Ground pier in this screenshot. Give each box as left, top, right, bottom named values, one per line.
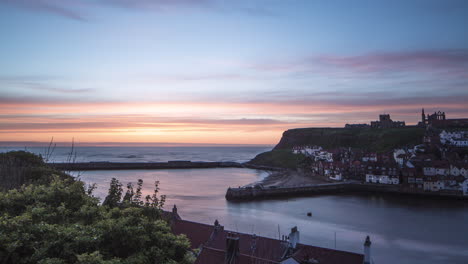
left=49, top=161, right=244, bottom=171
left=225, top=182, right=466, bottom=201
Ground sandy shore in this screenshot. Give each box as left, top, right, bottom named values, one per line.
left=245, top=171, right=328, bottom=188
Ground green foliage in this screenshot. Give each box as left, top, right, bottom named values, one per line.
left=274, top=127, right=425, bottom=153
left=0, top=151, right=72, bottom=191
left=102, top=178, right=123, bottom=208
left=249, top=127, right=425, bottom=169
left=248, top=150, right=307, bottom=169
left=103, top=178, right=166, bottom=210
left=0, top=152, right=192, bottom=264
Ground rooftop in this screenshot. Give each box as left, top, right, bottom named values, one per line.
left=171, top=217, right=365, bottom=264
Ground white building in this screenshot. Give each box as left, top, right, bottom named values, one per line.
left=366, top=174, right=378, bottom=183
left=423, top=180, right=443, bottom=192
left=292, top=146, right=334, bottom=162
left=462, top=179, right=468, bottom=196
left=329, top=173, right=342, bottom=181
left=293, top=145, right=322, bottom=155
left=435, top=167, right=449, bottom=176
left=423, top=167, right=436, bottom=176
left=362, top=153, right=377, bottom=162
left=366, top=174, right=398, bottom=184
left=393, top=149, right=405, bottom=166
left=450, top=165, right=460, bottom=176
left=461, top=168, right=468, bottom=178
left=440, top=130, right=468, bottom=147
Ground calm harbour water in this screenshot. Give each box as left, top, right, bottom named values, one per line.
left=2, top=146, right=467, bottom=263
left=79, top=168, right=468, bottom=264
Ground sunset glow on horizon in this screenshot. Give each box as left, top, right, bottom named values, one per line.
left=1, top=0, right=468, bottom=145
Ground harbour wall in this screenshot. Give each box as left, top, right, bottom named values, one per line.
left=225, top=182, right=467, bottom=201
left=49, top=161, right=244, bottom=171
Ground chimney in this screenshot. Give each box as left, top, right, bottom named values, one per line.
left=214, top=219, right=224, bottom=233
left=171, top=204, right=179, bottom=221
left=363, top=236, right=371, bottom=264
left=288, top=226, right=300, bottom=249
left=225, top=233, right=239, bottom=264
left=250, top=234, right=257, bottom=253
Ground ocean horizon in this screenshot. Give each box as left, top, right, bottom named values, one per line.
left=0, top=145, right=273, bottom=163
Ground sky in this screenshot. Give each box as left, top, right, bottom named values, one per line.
left=1, top=0, right=468, bottom=145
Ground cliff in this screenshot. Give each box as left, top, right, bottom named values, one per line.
left=274, top=127, right=424, bottom=151
left=248, top=127, right=425, bottom=168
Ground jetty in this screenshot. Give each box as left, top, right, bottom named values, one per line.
left=49, top=161, right=244, bottom=171
left=225, top=182, right=467, bottom=201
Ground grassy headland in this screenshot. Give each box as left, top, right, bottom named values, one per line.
left=248, top=127, right=425, bottom=169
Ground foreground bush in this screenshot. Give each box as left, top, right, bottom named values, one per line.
left=0, top=151, right=72, bottom=191
left=0, top=152, right=192, bottom=264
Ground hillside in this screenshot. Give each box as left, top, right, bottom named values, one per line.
left=274, top=127, right=425, bottom=151
left=248, top=127, right=425, bottom=168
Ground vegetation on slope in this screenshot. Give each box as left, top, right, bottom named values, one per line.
left=248, top=150, right=308, bottom=169
left=274, top=127, right=425, bottom=152
left=248, top=127, right=425, bottom=168
left=0, top=151, right=72, bottom=191
left=0, top=151, right=193, bottom=264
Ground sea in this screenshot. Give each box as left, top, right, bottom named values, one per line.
left=1, top=146, right=467, bottom=264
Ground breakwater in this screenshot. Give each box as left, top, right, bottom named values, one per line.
left=225, top=182, right=467, bottom=201
left=49, top=161, right=244, bottom=171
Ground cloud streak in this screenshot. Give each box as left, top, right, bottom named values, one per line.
left=0, top=0, right=86, bottom=21
left=315, top=49, right=468, bottom=74
left=0, top=0, right=275, bottom=21
left=252, top=49, right=468, bottom=78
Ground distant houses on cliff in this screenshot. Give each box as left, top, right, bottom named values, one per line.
left=293, top=109, right=468, bottom=197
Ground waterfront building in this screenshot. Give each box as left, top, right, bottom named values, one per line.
left=462, top=180, right=468, bottom=196
left=423, top=176, right=444, bottom=192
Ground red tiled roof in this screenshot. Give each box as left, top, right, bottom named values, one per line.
left=204, top=231, right=288, bottom=262
left=194, top=247, right=280, bottom=264
left=174, top=219, right=364, bottom=264
left=291, top=243, right=364, bottom=264
left=172, top=219, right=215, bottom=249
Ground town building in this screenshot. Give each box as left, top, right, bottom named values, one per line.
left=462, top=180, right=468, bottom=196
left=440, top=130, right=468, bottom=147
